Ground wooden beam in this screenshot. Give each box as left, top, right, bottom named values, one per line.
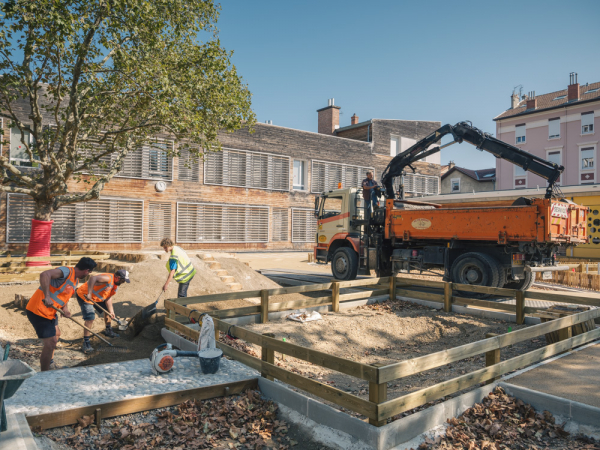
left=525, top=290, right=600, bottom=307
left=397, top=278, right=444, bottom=289
left=484, top=333, right=500, bottom=385
left=443, top=282, right=452, bottom=312
left=389, top=277, right=396, bottom=302
left=261, top=333, right=275, bottom=381
left=369, top=363, right=388, bottom=427
left=377, top=308, right=600, bottom=383
left=260, top=290, right=269, bottom=324
left=331, top=282, right=340, bottom=312
left=516, top=291, right=525, bottom=325
left=395, top=288, right=444, bottom=303
left=269, top=296, right=332, bottom=312
left=170, top=290, right=263, bottom=306
left=0, top=254, right=110, bottom=263
left=377, top=327, right=600, bottom=422
left=452, top=283, right=517, bottom=297
left=337, top=277, right=389, bottom=289
left=26, top=379, right=258, bottom=430
left=267, top=282, right=333, bottom=296
left=338, top=289, right=389, bottom=302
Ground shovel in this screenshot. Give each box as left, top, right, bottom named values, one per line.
left=92, top=301, right=129, bottom=331
left=126, top=291, right=164, bottom=328
left=49, top=305, right=113, bottom=347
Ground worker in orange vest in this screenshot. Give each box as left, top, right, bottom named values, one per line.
left=26, top=257, right=97, bottom=371
left=76, top=269, right=130, bottom=353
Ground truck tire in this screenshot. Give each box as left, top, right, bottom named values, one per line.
left=451, top=252, right=501, bottom=298
left=331, top=247, right=359, bottom=281
left=504, top=271, right=536, bottom=291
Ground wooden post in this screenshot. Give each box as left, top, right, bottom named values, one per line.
left=443, top=282, right=452, bottom=313
left=331, top=282, right=340, bottom=312
left=260, top=289, right=269, bottom=324
left=557, top=326, right=572, bottom=342
left=369, top=363, right=387, bottom=427
left=515, top=290, right=525, bottom=325
left=484, top=333, right=500, bottom=384
left=95, top=408, right=102, bottom=426
left=586, top=264, right=589, bottom=274
left=261, top=333, right=275, bottom=381
left=388, top=276, right=396, bottom=301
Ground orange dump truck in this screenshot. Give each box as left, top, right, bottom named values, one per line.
left=315, top=122, right=588, bottom=290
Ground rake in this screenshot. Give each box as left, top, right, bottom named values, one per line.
left=50, top=305, right=129, bottom=353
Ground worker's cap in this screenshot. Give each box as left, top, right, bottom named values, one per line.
left=115, top=269, right=131, bottom=283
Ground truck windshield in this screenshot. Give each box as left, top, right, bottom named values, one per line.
left=320, top=196, right=343, bottom=220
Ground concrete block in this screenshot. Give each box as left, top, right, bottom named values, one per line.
left=570, top=402, right=600, bottom=429
left=500, top=383, right=572, bottom=419
left=0, top=413, right=36, bottom=450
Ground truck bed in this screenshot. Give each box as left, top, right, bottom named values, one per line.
left=385, top=198, right=587, bottom=244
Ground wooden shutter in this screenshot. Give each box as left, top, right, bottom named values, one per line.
left=204, top=148, right=290, bottom=191
left=7, top=194, right=76, bottom=243
left=149, top=202, right=172, bottom=241
left=120, top=148, right=144, bottom=178
left=292, top=208, right=317, bottom=243
left=272, top=208, right=289, bottom=242
left=400, top=173, right=440, bottom=196
left=178, top=148, right=200, bottom=182
left=311, top=161, right=373, bottom=193
left=75, top=198, right=143, bottom=242
left=177, top=202, right=268, bottom=243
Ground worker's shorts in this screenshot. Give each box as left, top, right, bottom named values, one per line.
left=76, top=295, right=108, bottom=321
left=26, top=310, right=58, bottom=339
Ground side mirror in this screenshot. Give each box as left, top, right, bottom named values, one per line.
left=314, top=196, right=320, bottom=218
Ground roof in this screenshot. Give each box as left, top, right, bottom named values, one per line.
left=495, top=81, right=600, bottom=121
left=442, top=166, right=496, bottom=182
left=336, top=120, right=372, bottom=133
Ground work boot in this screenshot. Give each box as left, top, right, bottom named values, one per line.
left=82, top=341, right=94, bottom=354
left=48, top=361, right=61, bottom=370
left=102, top=327, right=119, bottom=338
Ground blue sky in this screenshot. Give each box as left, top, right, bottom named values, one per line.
left=216, top=0, right=600, bottom=170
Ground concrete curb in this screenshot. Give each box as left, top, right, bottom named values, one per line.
left=0, top=413, right=37, bottom=450
left=499, top=382, right=600, bottom=440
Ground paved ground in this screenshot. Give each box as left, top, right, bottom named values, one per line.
left=506, top=342, right=600, bottom=409
left=5, top=357, right=258, bottom=416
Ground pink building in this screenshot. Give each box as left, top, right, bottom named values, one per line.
left=494, top=73, right=600, bottom=190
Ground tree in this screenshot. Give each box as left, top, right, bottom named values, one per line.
left=0, top=0, right=254, bottom=252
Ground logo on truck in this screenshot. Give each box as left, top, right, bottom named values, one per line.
left=411, top=218, right=432, bottom=230
left=551, top=203, right=568, bottom=219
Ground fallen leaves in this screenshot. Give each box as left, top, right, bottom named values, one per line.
left=415, top=387, right=599, bottom=450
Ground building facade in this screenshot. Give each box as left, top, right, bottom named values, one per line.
left=494, top=73, right=600, bottom=190
left=440, top=165, right=495, bottom=194
left=1, top=100, right=441, bottom=251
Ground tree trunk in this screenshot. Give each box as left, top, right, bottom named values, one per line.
left=25, top=200, right=55, bottom=267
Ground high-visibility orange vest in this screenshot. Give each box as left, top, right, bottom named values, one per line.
left=26, top=267, right=77, bottom=320
left=77, top=273, right=117, bottom=304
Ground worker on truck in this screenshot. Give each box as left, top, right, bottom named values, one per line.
left=25, top=257, right=97, bottom=371
left=362, top=170, right=379, bottom=218
left=160, top=238, right=197, bottom=298
left=76, top=269, right=130, bottom=353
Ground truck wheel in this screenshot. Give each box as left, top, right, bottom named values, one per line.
left=451, top=252, right=501, bottom=298
left=504, top=272, right=535, bottom=291
left=331, top=247, right=359, bottom=281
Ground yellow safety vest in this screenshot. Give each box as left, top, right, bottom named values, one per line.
left=166, top=246, right=196, bottom=283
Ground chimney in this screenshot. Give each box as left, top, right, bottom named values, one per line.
left=511, top=92, right=520, bottom=109
left=449, top=161, right=455, bottom=169
left=351, top=113, right=359, bottom=125
left=317, top=98, right=341, bottom=135
left=526, top=91, right=537, bottom=110
left=568, top=72, right=580, bottom=102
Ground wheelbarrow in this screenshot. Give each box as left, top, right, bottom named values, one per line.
left=0, top=358, right=35, bottom=432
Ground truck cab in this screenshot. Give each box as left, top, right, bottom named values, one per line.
left=314, top=188, right=369, bottom=280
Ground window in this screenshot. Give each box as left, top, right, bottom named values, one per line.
left=514, top=164, right=527, bottom=189
left=311, top=160, right=373, bottom=193
left=149, top=202, right=172, bottom=241
left=320, top=196, right=343, bottom=219
left=451, top=178, right=460, bottom=192
left=10, top=127, right=39, bottom=167
left=547, top=150, right=561, bottom=184
left=552, top=95, right=567, bottom=101
left=178, top=147, right=200, bottom=182
left=390, top=136, right=399, bottom=157
left=293, top=160, right=306, bottom=190
left=176, top=202, right=269, bottom=243
left=585, top=88, right=600, bottom=94
left=548, top=118, right=560, bottom=139
left=272, top=208, right=289, bottom=242
left=204, top=148, right=289, bottom=191
left=515, top=124, right=526, bottom=144
left=148, top=142, right=170, bottom=179
left=292, top=209, right=317, bottom=243
left=582, top=112, right=594, bottom=134
left=6, top=194, right=142, bottom=243
left=514, top=165, right=527, bottom=176
left=581, top=147, right=594, bottom=170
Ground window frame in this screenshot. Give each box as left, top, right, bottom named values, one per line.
left=390, top=135, right=400, bottom=157
left=515, top=124, right=526, bottom=144
left=582, top=112, right=595, bottom=135
left=310, top=159, right=374, bottom=194
left=450, top=178, right=460, bottom=193
left=579, top=145, right=596, bottom=185
left=545, top=148, right=562, bottom=185
left=291, top=208, right=318, bottom=243
left=292, top=159, right=307, bottom=191
left=548, top=118, right=561, bottom=140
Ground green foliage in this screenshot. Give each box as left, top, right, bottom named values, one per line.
left=0, top=0, right=254, bottom=216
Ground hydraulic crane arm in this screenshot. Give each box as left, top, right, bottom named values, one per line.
left=380, top=121, right=564, bottom=200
